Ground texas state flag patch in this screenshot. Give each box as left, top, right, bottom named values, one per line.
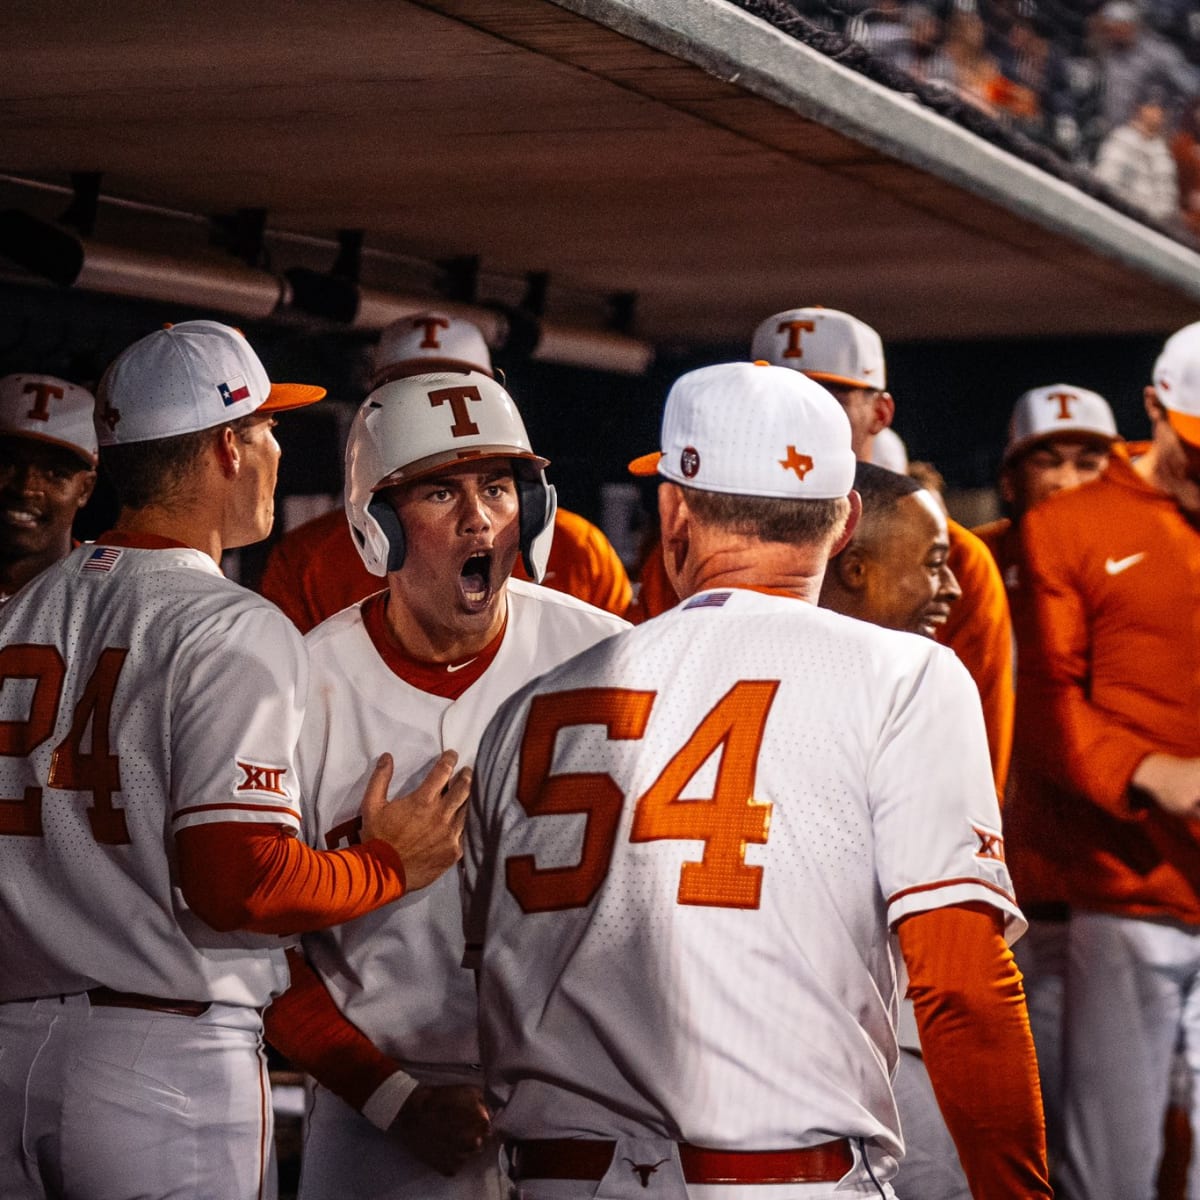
left=217, top=376, right=251, bottom=406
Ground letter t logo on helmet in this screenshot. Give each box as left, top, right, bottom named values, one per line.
left=344, top=369, right=557, bottom=580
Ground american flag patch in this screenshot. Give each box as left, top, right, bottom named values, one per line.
left=82, top=546, right=122, bottom=573
left=684, top=591, right=731, bottom=610
left=217, top=376, right=251, bottom=406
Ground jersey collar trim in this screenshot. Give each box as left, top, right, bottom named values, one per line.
left=361, top=591, right=507, bottom=699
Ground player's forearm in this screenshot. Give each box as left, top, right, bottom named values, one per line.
left=1014, top=676, right=1158, bottom=815
left=265, top=947, right=415, bottom=1118
left=176, top=822, right=406, bottom=935
left=899, top=904, right=1052, bottom=1200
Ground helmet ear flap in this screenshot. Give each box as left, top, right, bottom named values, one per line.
left=367, top=493, right=407, bottom=572
left=516, top=469, right=557, bottom=582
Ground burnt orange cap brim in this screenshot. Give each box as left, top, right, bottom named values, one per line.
left=1167, top=408, right=1200, bottom=448
left=804, top=370, right=879, bottom=391
left=628, top=451, right=662, bottom=476
left=261, top=383, right=327, bottom=412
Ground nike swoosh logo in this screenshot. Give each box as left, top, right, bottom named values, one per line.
left=1105, top=552, right=1146, bottom=576
left=445, top=658, right=478, bottom=674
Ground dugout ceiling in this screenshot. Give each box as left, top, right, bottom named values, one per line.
left=2, top=0, right=1199, bottom=356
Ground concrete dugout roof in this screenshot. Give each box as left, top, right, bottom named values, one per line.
left=1, top=0, right=1198, bottom=351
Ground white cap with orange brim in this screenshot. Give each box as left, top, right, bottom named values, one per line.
left=629, top=361, right=856, bottom=500
left=0, top=373, right=98, bottom=467
left=372, top=313, right=493, bottom=388
left=96, top=320, right=324, bottom=446
left=1154, top=322, right=1200, bottom=448
left=1003, top=383, right=1119, bottom=465
left=749, top=307, right=886, bottom=391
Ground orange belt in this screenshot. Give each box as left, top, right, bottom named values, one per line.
left=86, top=987, right=210, bottom=1018
left=509, top=1138, right=854, bottom=1184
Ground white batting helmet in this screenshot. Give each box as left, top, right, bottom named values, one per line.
left=345, top=369, right=557, bottom=580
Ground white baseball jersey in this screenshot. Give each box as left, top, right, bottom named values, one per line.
left=0, top=540, right=306, bottom=1006
left=297, top=578, right=627, bottom=1077
left=464, top=587, right=1023, bottom=1183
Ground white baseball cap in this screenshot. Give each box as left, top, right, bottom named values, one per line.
left=372, top=312, right=493, bottom=387
left=750, top=307, right=887, bottom=391
left=629, top=361, right=856, bottom=500
left=1153, top=322, right=1200, bottom=447
left=0, top=373, right=97, bottom=467
left=96, top=320, right=325, bottom=447
left=872, top=426, right=910, bottom=472
left=1003, top=383, right=1119, bottom=465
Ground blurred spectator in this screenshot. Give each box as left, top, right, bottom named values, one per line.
left=904, top=4, right=956, bottom=86
left=1170, top=93, right=1200, bottom=235
left=856, top=0, right=914, bottom=63
left=995, top=20, right=1054, bottom=133
left=1080, top=2, right=1198, bottom=154
left=1093, top=91, right=1180, bottom=223
left=938, top=9, right=1006, bottom=114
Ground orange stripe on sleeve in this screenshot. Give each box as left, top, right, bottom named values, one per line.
left=175, top=822, right=405, bottom=935
left=264, top=947, right=402, bottom=1113
left=897, top=903, right=1052, bottom=1199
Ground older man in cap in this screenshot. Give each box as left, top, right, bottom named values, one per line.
left=465, top=361, right=1049, bottom=1200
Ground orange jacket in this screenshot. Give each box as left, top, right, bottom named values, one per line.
left=626, top=536, right=677, bottom=625
left=260, top=507, right=632, bottom=633
left=973, top=514, right=1067, bottom=911
left=936, top=520, right=1014, bottom=797
left=631, top=522, right=1014, bottom=796
left=973, top=517, right=1018, bottom=595
left=1015, top=446, right=1200, bottom=922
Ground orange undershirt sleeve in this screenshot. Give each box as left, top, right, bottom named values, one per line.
left=897, top=903, right=1051, bottom=1200
left=264, top=947, right=402, bottom=1113
left=176, top=822, right=405, bottom=936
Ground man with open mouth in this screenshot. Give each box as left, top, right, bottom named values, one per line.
left=0, top=372, right=97, bottom=602
left=264, top=367, right=629, bottom=1200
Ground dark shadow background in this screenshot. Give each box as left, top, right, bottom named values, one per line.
left=0, top=278, right=1165, bottom=556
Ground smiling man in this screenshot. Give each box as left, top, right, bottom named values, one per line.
left=0, top=373, right=97, bottom=601
left=264, top=369, right=628, bottom=1200
left=818, top=460, right=960, bottom=637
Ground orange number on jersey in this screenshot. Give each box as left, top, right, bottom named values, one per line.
left=0, top=644, right=130, bottom=844
left=49, top=648, right=131, bottom=845
left=629, top=681, right=777, bottom=908
left=0, top=644, right=67, bottom=835
left=506, top=688, right=655, bottom=913
left=505, top=681, right=778, bottom=912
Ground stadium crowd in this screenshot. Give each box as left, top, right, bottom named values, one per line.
left=773, top=0, right=1200, bottom=233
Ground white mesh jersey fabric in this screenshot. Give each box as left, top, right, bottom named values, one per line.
left=0, top=542, right=307, bottom=1006
left=297, top=579, right=628, bottom=1076
left=464, top=588, right=1022, bottom=1182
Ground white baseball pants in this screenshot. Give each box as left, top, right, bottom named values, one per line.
left=0, top=992, right=274, bottom=1200
left=1059, top=911, right=1200, bottom=1200
left=297, top=1083, right=507, bottom=1200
